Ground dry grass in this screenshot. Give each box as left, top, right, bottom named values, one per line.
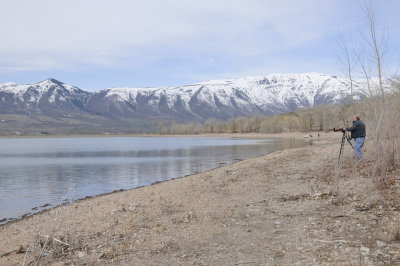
left=22, top=186, right=82, bottom=265
left=318, top=90, right=400, bottom=243
left=363, top=96, right=400, bottom=199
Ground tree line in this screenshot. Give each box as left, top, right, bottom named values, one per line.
left=156, top=99, right=383, bottom=135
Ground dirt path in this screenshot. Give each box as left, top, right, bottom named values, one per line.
left=1, top=136, right=399, bottom=265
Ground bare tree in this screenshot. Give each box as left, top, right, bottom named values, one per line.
left=360, top=0, right=388, bottom=97
left=254, top=116, right=262, bottom=133
left=336, top=31, right=358, bottom=102
left=357, top=44, right=373, bottom=96
left=205, top=118, right=216, bottom=133
left=287, top=115, right=298, bottom=132
left=228, top=117, right=238, bottom=133
left=157, top=122, right=164, bottom=134
left=298, top=109, right=314, bottom=132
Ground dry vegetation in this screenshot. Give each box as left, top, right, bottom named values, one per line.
left=156, top=97, right=390, bottom=135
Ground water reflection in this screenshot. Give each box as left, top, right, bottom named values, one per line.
left=0, top=137, right=305, bottom=222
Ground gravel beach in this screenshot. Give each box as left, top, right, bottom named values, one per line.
left=1, top=133, right=399, bottom=265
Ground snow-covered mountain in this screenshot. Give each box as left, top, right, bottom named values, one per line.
left=86, top=73, right=387, bottom=120
left=0, top=73, right=391, bottom=121
left=0, top=78, right=89, bottom=115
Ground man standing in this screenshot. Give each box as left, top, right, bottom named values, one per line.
left=343, top=116, right=366, bottom=160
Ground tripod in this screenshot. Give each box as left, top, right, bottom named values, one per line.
left=338, top=131, right=354, bottom=163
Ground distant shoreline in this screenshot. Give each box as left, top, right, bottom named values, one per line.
left=0, top=131, right=326, bottom=139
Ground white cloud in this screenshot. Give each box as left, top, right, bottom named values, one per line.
left=0, top=1, right=344, bottom=65
left=0, top=0, right=398, bottom=85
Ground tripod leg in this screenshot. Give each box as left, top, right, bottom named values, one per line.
left=345, top=134, right=354, bottom=149
left=338, top=134, right=345, bottom=163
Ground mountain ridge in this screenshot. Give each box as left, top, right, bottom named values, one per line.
left=0, top=73, right=393, bottom=125
left=84, top=72, right=390, bottom=120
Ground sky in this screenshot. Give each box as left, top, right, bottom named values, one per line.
left=0, top=0, right=399, bottom=91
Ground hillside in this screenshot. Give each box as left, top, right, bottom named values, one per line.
left=0, top=73, right=391, bottom=134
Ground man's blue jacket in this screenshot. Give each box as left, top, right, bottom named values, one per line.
left=346, top=120, right=366, bottom=139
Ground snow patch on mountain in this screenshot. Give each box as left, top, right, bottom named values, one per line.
left=97, top=72, right=377, bottom=118
left=0, top=78, right=90, bottom=115
left=0, top=73, right=393, bottom=120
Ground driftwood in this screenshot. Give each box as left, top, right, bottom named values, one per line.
left=1, top=245, right=26, bottom=257
left=39, top=235, right=71, bottom=247
left=317, top=239, right=347, bottom=244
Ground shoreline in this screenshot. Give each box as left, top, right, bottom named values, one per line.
left=4, top=133, right=396, bottom=264
left=0, top=131, right=324, bottom=139
left=0, top=133, right=313, bottom=226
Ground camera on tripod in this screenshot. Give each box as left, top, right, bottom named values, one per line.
left=333, top=127, right=354, bottom=163
left=333, top=128, right=345, bottom=133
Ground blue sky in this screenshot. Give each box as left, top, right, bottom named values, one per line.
left=0, top=0, right=399, bottom=91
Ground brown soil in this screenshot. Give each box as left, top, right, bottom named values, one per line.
left=1, top=134, right=400, bottom=265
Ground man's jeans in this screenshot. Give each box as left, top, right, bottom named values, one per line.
left=355, top=137, right=365, bottom=160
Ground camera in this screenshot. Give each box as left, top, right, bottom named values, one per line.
left=333, top=128, right=345, bottom=133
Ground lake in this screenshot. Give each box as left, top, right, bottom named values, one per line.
left=0, top=136, right=305, bottom=223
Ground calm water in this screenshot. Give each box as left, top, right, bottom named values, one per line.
left=0, top=136, right=305, bottom=223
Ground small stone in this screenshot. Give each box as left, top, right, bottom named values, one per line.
left=77, top=251, right=86, bottom=258
left=360, top=246, right=370, bottom=255
left=376, top=240, right=385, bottom=247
